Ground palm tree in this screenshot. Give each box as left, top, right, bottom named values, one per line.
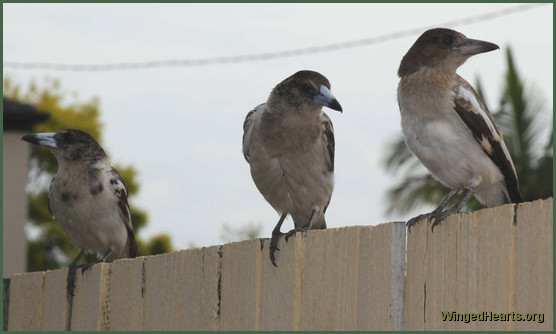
left=383, top=48, right=553, bottom=216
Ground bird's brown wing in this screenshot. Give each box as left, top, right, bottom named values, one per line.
left=108, top=167, right=138, bottom=257
left=242, top=104, right=264, bottom=163
left=48, top=177, right=55, bottom=218
left=321, top=112, right=335, bottom=173
left=452, top=76, right=522, bottom=203
left=321, top=112, right=335, bottom=214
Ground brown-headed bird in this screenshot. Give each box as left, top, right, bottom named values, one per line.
left=22, top=129, right=138, bottom=295
left=397, top=28, right=523, bottom=230
left=242, top=70, right=342, bottom=266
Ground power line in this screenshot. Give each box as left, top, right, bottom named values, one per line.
left=3, top=3, right=546, bottom=72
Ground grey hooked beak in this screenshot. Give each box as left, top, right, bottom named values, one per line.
left=21, top=132, right=58, bottom=149
left=459, top=38, right=499, bottom=56
left=313, top=85, right=343, bottom=112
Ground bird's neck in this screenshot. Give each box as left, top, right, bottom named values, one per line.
left=55, top=156, right=110, bottom=182
left=259, top=102, right=322, bottom=156
left=399, top=66, right=458, bottom=95
left=263, top=99, right=321, bottom=128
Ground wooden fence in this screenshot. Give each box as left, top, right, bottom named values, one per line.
left=3, top=198, right=552, bottom=331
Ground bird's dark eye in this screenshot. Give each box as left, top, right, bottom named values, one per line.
left=56, top=132, right=69, bottom=142
left=301, top=82, right=313, bottom=93
left=443, top=36, right=454, bottom=46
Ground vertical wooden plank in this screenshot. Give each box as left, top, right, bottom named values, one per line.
left=41, top=268, right=68, bottom=330
left=390, top=221, right=407, bottom=330
left=143, top=251, right=186, bottom=330
left=423, top=214, right=459, bottom=331
left=299, top=226, right=360, bottom=330
left=219, top=239, right=262, bottom=330
left=182, top=246, right=221, bottom=330
left=8, top=271, right=44, bottom=330
left=70, top=263, right=111, bottom=330
left=109, top=257, right=145, bottom=330
left=202, top=246, right=222, bottom=330
left=178, top=249, right=203, bottom=330
left=475, top=204, right=516, bottom=331
left=515, top=199, right=553, bottom=331
left=404, top=217, right=427, bottom=330
left=298, top=229, right=328, bottom=330
left=453, top=209, right=480, bottom=331
left=259, top=234, right=303, bottom=330
left=356, top=224, right=392, bottom=330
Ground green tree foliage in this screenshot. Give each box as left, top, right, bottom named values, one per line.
left=139, top=234, right=174, bottom=256
left=382, top=48, right=553, bottom=216
left=4, top=77, right=174, bottom=271
left=495, top=49, right=553, bottom=201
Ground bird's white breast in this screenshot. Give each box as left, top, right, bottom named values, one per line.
left=397, top=74, right=504, bottom=197
left=50, top=162, right=128, bottom=258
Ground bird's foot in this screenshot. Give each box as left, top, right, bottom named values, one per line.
left=270, top=230, right=286, bottom=267
left=66, top=249, right=87, bottom=297
left=407, top=213, right=433, bottom=232
left=66, top=262, right=96, bottom=297
left=407, top=208, right=457, bottom=232
left=78, top=262, right=95, bottom=275
left=430, top=207, right=460, bottom=231
left=77, top=248, right=113, bottom=274
left=284, top=226, right=309, bottom=242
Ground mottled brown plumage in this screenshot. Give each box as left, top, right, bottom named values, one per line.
left=243, top=70, right=342, bottom=265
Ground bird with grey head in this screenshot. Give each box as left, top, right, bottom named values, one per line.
left=22, top=129, right=138, bottom=297
left=397, top=28, right=523, bottom=231
left=242, top=70, right=342, bottom=266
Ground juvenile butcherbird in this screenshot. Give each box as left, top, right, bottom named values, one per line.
left=397, top=28, right=523, bottom=230
left=22, top=129, right=138, bottom=295
left=242, top=70, right=342, bottom=266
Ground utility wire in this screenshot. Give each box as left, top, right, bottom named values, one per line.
left=3, top=3, right=546, bottom=72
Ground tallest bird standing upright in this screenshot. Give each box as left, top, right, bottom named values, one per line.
left=243, top=70, right=342, bottom=266
left=397, top=28, right=523, bottom=229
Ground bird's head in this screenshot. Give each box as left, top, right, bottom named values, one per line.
left=272, top=70, right=343, bottom=113
left=22, top=129, right=106, bottom=162
left=398, top=28, right=499, bottom=77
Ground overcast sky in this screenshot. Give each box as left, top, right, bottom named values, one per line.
left=3, top=3, right=553, bottom=250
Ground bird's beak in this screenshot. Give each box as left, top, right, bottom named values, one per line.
left=313, top=85, right=343, bottom=112
left=21, top=133, right=58, bottom=149
left=459, top=38, right=499, bottom=56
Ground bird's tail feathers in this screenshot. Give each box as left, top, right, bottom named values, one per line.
left=127, top=231, right=139, bottom=258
